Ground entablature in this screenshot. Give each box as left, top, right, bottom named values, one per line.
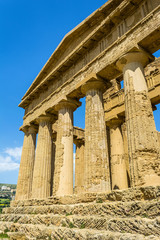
left=104, top=57, right=160, bottom=123
left=19, top=0, right=160, bottom=128
left=20, top=0, right=159, bottom=109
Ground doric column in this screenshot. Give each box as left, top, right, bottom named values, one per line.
left=74, top=139, right=85, bottom=194
left=121, top=122, right=131, bottom=187
left=51, top=131, right=57, bottom=196
left=82, top=76, right=111, bottom=192
left=117, top=52, right=160, bottom=187
left=53, top=100, right=80, bottom=196
left=158, top=132, right=160, bottom=148
left=16, top=125, right=37, bottom=200
left=107, top=118, right=128, bottom=190
left=32, top=115, right=53, bottom=199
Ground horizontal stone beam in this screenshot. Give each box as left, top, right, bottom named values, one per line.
left=20, top=3, right=160, bottom=127
left=104, top=58, right=160, bottom=122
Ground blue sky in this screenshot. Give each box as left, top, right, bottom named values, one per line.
left=0, top=0, right=159, bottom=184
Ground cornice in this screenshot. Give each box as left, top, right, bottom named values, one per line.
left=19, top=0, right=131, bottom=108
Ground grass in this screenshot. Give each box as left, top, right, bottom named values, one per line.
left=80, top=223, right=86, bottom=229
left=69, top=222, right=75, bottom=228
left=0, top=230, right=10, bottom=238
left=48, top=235, right=52, bottom=240
left=13, top=219, right=18, bottom=223
left=0, top=199, right=10, bottom=203
left=66, top=212, right=72, bottom=216
left=0, top=233, right=9, bottom=238
left=0, top=199, right=10, bottom=214
left=96, top=198, right=103, bottom=203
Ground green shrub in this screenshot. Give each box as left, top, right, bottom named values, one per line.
left=69, top=222, right=75, bottom=228
left=80, top=223, right=85, bottom=229
left=0, top=233, right=9, bottom=238
left=96, top=198, right=103, bottom=203
left=4, top=228, right=9, bottom=233
left=66, top=212, right=72, bottom=216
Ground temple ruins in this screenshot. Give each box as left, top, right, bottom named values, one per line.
left=0, top=0, right=160, bottom=239
left=15, top=0, right=160, bottom=200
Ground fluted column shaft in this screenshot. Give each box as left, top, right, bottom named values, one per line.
left=108, top=120, right=128, bottom=190
left=51, top=133, right=56, bottom=196
left=82, top=79, right=111, bottom=192
left=32, top=116, right=53, bottom=199
left=53, top=101, right=77, bottom=196
left=16, top=126, right=36, bottom=200
left=117, top=52, right=160, bottom=187
left=121, top=122, right=131, bottom=187
left=74, top=140, right=85, bottom=194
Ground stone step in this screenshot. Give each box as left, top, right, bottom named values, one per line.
left=0, top=214, right=160, bottom=236
left=10, top=186, right=160, bottom=207
left=8, top=232, right=26, bottom=240
left=3, top=200, right=160, bottom=218
left=0, top=222, right=159, bottom=240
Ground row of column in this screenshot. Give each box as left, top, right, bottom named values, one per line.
left=16, top=51, right=160, bottom=200
left=117, top=52, right=160, bottom=187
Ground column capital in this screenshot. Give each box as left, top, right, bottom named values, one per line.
left=55, top=98, right=81, bottom=112
left=28, top=125, right=38, bottom=134
left=36, top=114, right=56, bottom=124
left=20, top=124, right=38, bottom=134
left=116, top=51, right=152, bottom=71
left=20, top=126, right=29, bottom=134
left=81, top=73, right=108, bottom=94
left=106, top=116, right=124, bottom=129
left=73, top=137, right=85, bottom=146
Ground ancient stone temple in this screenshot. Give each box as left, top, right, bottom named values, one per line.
left=0, top=0, right=160, bottom=239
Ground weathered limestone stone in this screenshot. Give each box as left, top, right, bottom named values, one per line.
left=10, top=185, right=160, bottom=207
left=121, top=122, right=131, bottom=187
left=2, top=1, right=160, bottom=238
left=51, top=131, right=56, bottom=195
left=15, top=126, right=37, bottom=201
left=158, top=132, right=160, bottom=149
left=32, top=115, right=53, bottom=199
left=74, top=139, right=85, bottom=194
left=82, top=76, right=110, bottom=192
left=1, top=186, right=160, bottom=239
left=53, top=100, right=80, bottom=196
left=107, top=118, right=128, bottom=190
left=8, top=232, right=26, bottom=240
left=117, top=51, right=160, bottom=187
left=104, top=58, right=160, bottom=124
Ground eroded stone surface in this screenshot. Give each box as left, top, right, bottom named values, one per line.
left=10, top=0, right=160, bottom=239
left=53, top=101, right=79, bottom=196
left=12, top=186, right=160, bottom=207
left=0, top=222, right=160, bottom=240
left=117, top=52, right=160, bottom=187
left=31, top=116, right=53, bottom=199
left=16, top=126, right=37, bottom=201
left=82, top=79, right=110, bottom=192
left=1, top=186, right=160, bottom=239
